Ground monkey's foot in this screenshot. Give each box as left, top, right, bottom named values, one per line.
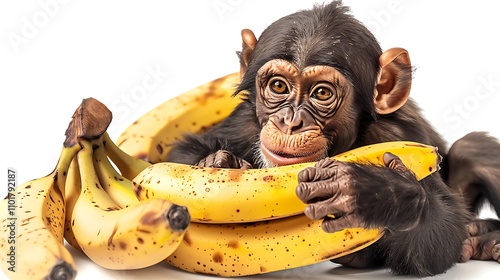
left=460, top=230, right=500, bottom=263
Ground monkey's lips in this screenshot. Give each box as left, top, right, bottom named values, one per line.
left=260, top=143, right=324, bottom=166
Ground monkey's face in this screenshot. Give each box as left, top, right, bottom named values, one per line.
left=254, top=59, right=359, bottom=167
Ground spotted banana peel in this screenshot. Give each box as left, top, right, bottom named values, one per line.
left=69, top=138, right=190, bottom=270
left=133, top=141, right=440, bottom=223
left=117, top=72, right=243, bottom=164
left=0, top=97, right=113, bottom=280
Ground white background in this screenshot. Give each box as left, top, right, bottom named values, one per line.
left=1, top=0, right=500, bottom=279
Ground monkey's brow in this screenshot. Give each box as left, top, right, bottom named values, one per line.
left=332, top=76, right=343, bottom=86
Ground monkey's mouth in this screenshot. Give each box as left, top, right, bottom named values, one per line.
left=260, top=143, right=325, bottom=166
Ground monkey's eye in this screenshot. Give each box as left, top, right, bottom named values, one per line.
left=269, top=78, right=289, bottom=94
left=311, top=86, right=334, bottom=101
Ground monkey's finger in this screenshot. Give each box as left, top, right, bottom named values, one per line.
left=321, top=213, right=362, bottom=233
left=197, top=150, right=252, bottom=169
left=383, top=152, right=414, bottom=178
left=213, top=150, right=253, bottom=169
left=296, top=180, right=340, bottom=204
left=461, top=237, right=488, bottom=262
left=237, top=157, right=253, bottom=170
left=460, top=237, right=475, bottom=262
left=197, top=155, right=211, bottom=167
left=213, top=150, right=238, bottom=168
left=315, top=157, right=341, bottom=168
left=466, top=222, right=481, bottom=238
left=383, top=152, right=406, bottom=171
left=298, top=162, right=340, bottom=183
left=197, top=152, right=223, bottom=168
left=303, top=195, right=355, bottom=220
left=303, top=199, right=339, bottom=220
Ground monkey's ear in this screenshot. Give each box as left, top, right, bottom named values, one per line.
left=374, top=48, right=412, bottom=115
left=239, top=29, right=257, bottom=79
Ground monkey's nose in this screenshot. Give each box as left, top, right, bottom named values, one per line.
left=274, top=107, right=314, bottom=135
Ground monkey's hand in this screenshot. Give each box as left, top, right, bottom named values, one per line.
left=196, top=150, right=253, bottom=169
left=295, top=152, right=425, bottom=233
left=460, top=219, right=500, bottom=262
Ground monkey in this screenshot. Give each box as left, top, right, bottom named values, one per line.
left=166, top=1, right=500, bottom=276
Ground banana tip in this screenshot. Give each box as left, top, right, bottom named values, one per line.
left=167, top=205, right=191, bottom=231
left=49, top=260, right=77, bottom=280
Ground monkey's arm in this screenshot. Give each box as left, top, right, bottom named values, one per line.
left=296, top=156, right=469, bottom=276
left=166, top=100, right=260, bottom=166
left=373, top=175, right=468, bottom=275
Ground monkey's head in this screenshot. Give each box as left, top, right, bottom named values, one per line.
left=236, top=1, right=412, bottom=167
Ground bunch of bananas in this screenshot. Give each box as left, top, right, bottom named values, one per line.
left=0, top=98, right=190, bottom=280
left=0, top=72, right=441, bottom=279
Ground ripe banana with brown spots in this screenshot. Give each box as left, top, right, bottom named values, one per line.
left=0, top=97, right=112, bottom=280
left=64, top=156, right=82, bottom=251
left=103, top=132, right=151, bottom=181
left=117, top=72, right=243, bottom=163
left=166, top=215, right=383, bottom=277
left=133, top=141, right=440, bottom=223
left=69, top=136, right=191, bottom=269
left=0, top=144, right=79, bottom=280
left=94, top=134, right=141, bottom=208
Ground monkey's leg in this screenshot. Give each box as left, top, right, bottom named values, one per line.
left=445, top=132, right=500, bottom=215
left=446, top=132, right=500, bottom=263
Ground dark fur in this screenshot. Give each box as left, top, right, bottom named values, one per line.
left=167, top=1, right=500, bottom=276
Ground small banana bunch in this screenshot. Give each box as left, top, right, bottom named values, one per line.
left=65, top=133, right=190, bottom=270
left=0, top=98, right=190, bottom=280
left=117, top=72, right=442, bottom=276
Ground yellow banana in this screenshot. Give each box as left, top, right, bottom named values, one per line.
left=64, top=157, right=82, bottom=251
left=117, top=72, right=242, bottom=163
left=70, top=139, right=191, bottom=270
left=103, top=132, right=151, bottom=181
left=166, top=215, right=383, bottom=277
left=0, top=97, right=115, bottom=279
left=0, top=144, right=79, bottom=280
left=93, top=136, right=139, bottom=208
left=133, top=141, right=440, bottom=223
